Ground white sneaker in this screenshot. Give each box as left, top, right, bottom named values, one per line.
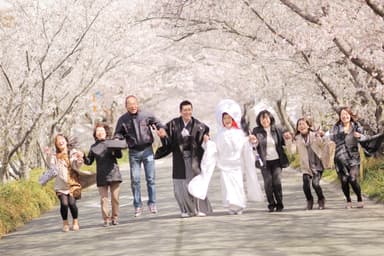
left=180, top=212, right=191, bottom=218
left=196, top=212, right=206, bottom=217
left=228, top=209, right=236, bottom=215
left=134, top=207, right=142, bottom=217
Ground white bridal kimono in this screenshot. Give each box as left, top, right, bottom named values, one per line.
left=188, top=99, right=263, bottom=209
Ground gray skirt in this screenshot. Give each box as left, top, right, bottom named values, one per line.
left=173, top=151, right=212, bottom=215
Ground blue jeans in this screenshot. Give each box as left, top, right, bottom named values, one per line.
left=129, top=146, right=156, bottom=208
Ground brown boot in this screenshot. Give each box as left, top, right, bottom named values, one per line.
left=306, top=199, right=313, bottom=210
left=318, top=199, right=325, bottom=210
left=62, top=220, right=70, bottom=232
left=72, top=219, right=80, bottom=231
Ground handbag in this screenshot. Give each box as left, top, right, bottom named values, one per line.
left=39, top=167, right=58, bottom=185
left=105, top=139, right=128, bottom=149
left=70, top=183, right=82, bottom=199
left=68, top=168, right=82, bottom=200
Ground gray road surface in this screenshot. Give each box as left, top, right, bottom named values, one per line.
left=0, top=157, right=383, bottom=256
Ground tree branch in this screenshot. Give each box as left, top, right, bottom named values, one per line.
left=333, top=37, right=384, bottom=85
left=279, top=0, right=321, bottom=25
left=44, top=6, right=105, bottom=82
left=0, top=64, right=14, bottom=93
left=7, top=113, right=43, bottom=162
left=242, top=0, right=340, bottom=106
left=365, top=0, right=384, bottom=18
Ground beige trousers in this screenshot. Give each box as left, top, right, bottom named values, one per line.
left=98, top=182, right=121, bottom=221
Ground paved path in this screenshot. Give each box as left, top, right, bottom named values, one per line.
left=1, top=157, right=384, bottom=256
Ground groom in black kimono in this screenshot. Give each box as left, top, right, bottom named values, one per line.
left=155, top=100, right=212, bottom=217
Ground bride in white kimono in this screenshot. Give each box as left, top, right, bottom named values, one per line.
left=188, top=99, right=264, bottom=214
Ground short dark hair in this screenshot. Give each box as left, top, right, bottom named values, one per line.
left=93, top=122, right=112, bottom=140
left=125, top=95, right=137, bottom=106
left=256, top=110, right=275, bottom=127
left=179, top=100, right=193, bottom=111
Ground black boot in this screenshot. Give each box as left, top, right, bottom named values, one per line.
left=306, top=199, right=313, bottom=210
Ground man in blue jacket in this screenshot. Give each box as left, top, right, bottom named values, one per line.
left=114, top=95, right=166, bottom=217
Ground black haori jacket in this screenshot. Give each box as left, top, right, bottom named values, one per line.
left=155, top=117, right=209, bottom=179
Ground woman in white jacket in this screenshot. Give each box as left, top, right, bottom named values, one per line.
left=189, top=99, right=263, bottom=215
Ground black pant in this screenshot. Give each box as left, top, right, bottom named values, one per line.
left=337, top=165, right=362, bottom=202
left=303, top=173, right=325, bottom=201
left=58, top=193, right=78, bottom=220
left=261, top=160, right=283, bottom=210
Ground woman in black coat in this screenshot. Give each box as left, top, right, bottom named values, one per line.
left=250, top=110, right=289, bottom=212
left=84, top=123, right=122, bottom=226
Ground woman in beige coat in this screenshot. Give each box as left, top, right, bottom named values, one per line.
left=284, top=118, right=331, bottom=210
left=40, top=134, right=84, bottom=232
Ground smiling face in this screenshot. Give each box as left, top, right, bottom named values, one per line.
left=222, top=113, right=233, bottom=129
left=297, top=119, right=310, bottom=135
left=180, top=104, right=193, bottom=123
left=126, top=96, right=138, bottom=114
left=260, top=114, right=271, bottom=128
left=55, top=135, right=68, bottom=153
left=95, top=126, right=107, bottom=140
left=340, top=109, right=351, bottom=125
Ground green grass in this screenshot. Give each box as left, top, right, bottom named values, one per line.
left=0, top=168, right=57, bottom=238
left=360, top=157, right=384, bottom=202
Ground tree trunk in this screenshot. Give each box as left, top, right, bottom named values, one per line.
left=276, top=99, right=294, bottom=133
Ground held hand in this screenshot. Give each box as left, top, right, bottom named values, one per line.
left=44, top=146, right=51, bottom=156
left=157, top=128, right=167, bottom=138
left=76, top=151, right=84, bottom=158
left=249, top=134, right=258, bottom=144
left=203, top=134, right=210, bottom=143
left=316, top=130, right=325, bottom=137
left=353, top=131, right=362, bottom=138
left=283, top=132, right=292, bottom=140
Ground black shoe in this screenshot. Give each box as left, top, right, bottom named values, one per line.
left=276, top=204, right=284, bottom=212
left=318, top=199, right=325, bottom=210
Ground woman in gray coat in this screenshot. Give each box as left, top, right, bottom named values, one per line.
left=330, top=107, right=365, bottom=209
left=84, top=123, right=123, bottom=226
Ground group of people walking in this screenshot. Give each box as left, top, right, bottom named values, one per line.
left=40, top=95, right=375, bottom=232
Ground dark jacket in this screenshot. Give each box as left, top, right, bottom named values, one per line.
left=155, top=117, right=209, bottom=179
left=83, top=140, right=122, bottom=187
left=114, top=110, right=165, bottom=150
left=252, top=126, right=289, bottom=169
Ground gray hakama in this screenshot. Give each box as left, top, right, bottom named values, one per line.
left=173, top=151, right=212, bottom=216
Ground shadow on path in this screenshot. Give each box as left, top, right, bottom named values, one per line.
left=1, top=157, right=384, bottom=256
